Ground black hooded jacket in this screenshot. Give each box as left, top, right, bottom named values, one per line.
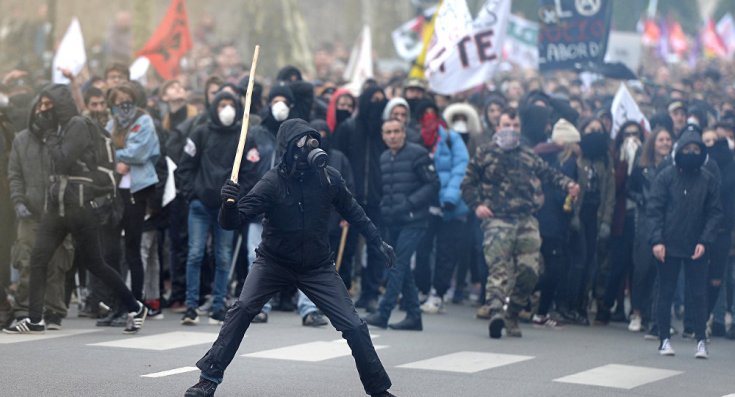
left=219, top=119, right=382, bottom=269
left=176, top=91, right=258, bottom=208
left=647, top=129, right=723, bottom=258
left=333, top=86, right=388, bottom=207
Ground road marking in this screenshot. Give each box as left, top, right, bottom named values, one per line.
left=88, top=331, right=219, bottom=351
left=243, top=340, right=387, bottom=362
left=397, top=351, right=534, bottom=373
left=141, top=367, right=199, bottom=378
left=0, top=329, right=100, bottom=344
left=554, top=364, right=682, bottom=389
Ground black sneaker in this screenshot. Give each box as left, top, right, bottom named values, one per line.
left=182, top=307, right=199, bottom=325
left=371, top=391, right=397, bottom=397
left=45, top=313, right=63, bottom=331
left=251, top=311, right=268, bottom=323
left=208, top=309, right=226, bottom=325
left=488, top=311, right=505, bottom=339
left=185, top=378, right=218, bottom=397
left=302, top=312, right=328, bottom=327
left=3, top=318, right=46, bottom=334
left=122, top=302, right=148, bottom=334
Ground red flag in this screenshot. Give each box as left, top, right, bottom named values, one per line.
left=702, top=18, right=727, bottom=59
left=135, top=0, right=192, bottom=80
left=668, top=20, right=688, bottom=55
left=641, top=18, right=660, bottom=47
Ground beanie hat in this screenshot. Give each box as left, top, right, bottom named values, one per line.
left=268, top=83, right=294, bottom=104
left=551, top=118, right=581, bottom=144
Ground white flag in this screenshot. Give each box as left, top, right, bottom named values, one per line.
left=391, top=6, right=438, bottom=61
left=611, top=83, right=650, bottom=139
left=52, top=18, right=87, bottom=84
left=425, top=0, right=473, bottom=72
left=162, top=156, right=178, bottom=207
left=502, top=15, right=539, bottom=69
left=716, top=13, right=735, bottom=58
left=129, top=56, right=151, bottom=84
left=343, top=25, right=373, bottom=96
left=426, top=0, right=510, bottom=95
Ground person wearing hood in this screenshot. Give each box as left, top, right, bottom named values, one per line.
left=6, top=88, right=75, bottom=331
left=310, top=119, right=356, bottom=289
left=402, top=78, right=428, bottom=121
left=409, top=100, right=470, bottom=315
left=185, top=119, right=397, bottom=397
left=176, top=91, right=259, bottom=327
left=326, top=87, right=355, bottom=134
left=648, top=125, right=722, bottom=359
left=275, top=65, right=314, bottom=122
left=532, top=119, right=580, bottom=327
left=702, top=128, right=735, bottom=336
left=461, top=108, right=580, bottom=339
left=557, top=117, right=615, bottom=326
left=3, top=84, right=148, bottom=335
left=519, top=104, right=552, bottom=147
left=443, top=103, right=485, bottom=305
left=595, top=121, right=645, bottom=325
left=106, top=83, right=161, bottom=306
left=382, top=96, right=420, bottom=144
left=333, top=85, right=389, bottom=313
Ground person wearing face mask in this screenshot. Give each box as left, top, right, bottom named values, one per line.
left=628, top=127, right=673, bottom=336
left=648, top=125, right=723, bottom=359
left=333, top=86, right=389, bottom=313
left=595, top=121, right=645, bottom=325
left=326, top=87, right=355, bottom=134
left=556, top=117, right=615, bottom=326
left=106, top=84, right=161, bottom=307
left=3, top=84, right=149, bottom=335
left=409, top=100, right=470, bottom=315
left=185, top=119, right=397, bottom=397
left=702, top=128, right=735, bottom=338
left=443, top=103, right=485, bottom=305
left=461, top=108, right=580, bottom=339
left=175, top=91, right=259, bottom=327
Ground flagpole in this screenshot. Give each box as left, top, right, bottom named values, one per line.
left=228, top=45, right=260, bottom=203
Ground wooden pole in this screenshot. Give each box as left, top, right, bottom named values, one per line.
left=227, top=45, right=260, bottom=203
left=335, top=224, right=350, bottom=272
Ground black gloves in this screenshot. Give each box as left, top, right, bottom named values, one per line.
left=378, top=241, right=396, bottom=269
left=14, top=203, right=32, bottom=219
left=221, top=179, right=240, bottom=206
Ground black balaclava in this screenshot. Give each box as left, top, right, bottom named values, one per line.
left=357, top=86, right=387, bottom=137
left=674, top=126, right=707, bottom=173
left=709, top=138, right=732, bottom=170
left=309, top=119, right=331, bottom=152
left=520, top=105, right=552, bottom=147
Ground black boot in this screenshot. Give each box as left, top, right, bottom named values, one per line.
left=371, top=391, right=397, bottom=397
left=363, top=313, right=388, bottom=329
left=388, top=316, right=422, bottom=331
left=184, top=378, right=218, bottom=397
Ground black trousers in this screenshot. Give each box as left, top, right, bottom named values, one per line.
left=537, top=236, right=569, bottom=316
left=358, top=204, right=384, bottom=301
left=120, top=187, right=154, bottom=301
left=29, top=207, right=139, bottom=322
left=196, top=255, right=391, bottom=395
left=656, top=256, right=708, bottom=341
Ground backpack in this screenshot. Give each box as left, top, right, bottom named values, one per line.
left=81, top=116, right=122, bottom=225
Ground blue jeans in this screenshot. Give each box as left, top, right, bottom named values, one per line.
left=247, top=222, right=317, bottom=317
left=185, top=200, right=234, bottom=313
left=378, top=226, right=425, bottom=321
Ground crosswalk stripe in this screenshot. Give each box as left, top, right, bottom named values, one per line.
left=141, top=367, right=199, bottom=378
left=88, top=331, right=219, bottom=351
left=553, top=364, right=682, bottom=390
left=397, top=351, right=534, bottom=373
left=0, top=329, right=101, bottom=344
left=243, top=339, right=387, bottom=362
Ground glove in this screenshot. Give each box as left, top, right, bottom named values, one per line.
left=221, top=179, right=240, bottom=206
left=14, top=203, right=32, bottom=219
left=598, top=223, right=611, bottom=240
left=378, top=241, right=396, bottom=269
left=442, top=202, right=456, bottom=212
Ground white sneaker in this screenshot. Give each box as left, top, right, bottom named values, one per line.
left=628, top=314, right=642, bottom=332
left=695, top=340, right=708, bottom=359
left=659, top=338, right=675, bottom=356
left=725, top=311, right=733, bottom=332
left=420, top=295, right=444, bottom=314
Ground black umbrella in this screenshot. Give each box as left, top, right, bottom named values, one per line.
left=577, top=62, right=638, bottom=80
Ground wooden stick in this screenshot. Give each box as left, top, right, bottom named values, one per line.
left=228, top=45, right=260, bottom=203
left=335, top=224, right=350, bottom=272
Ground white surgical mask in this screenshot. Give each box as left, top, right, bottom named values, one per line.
left=452, top=120, right=468, bottom=134
left=271, top=101, right=290, bottom=122
left=218, top=105, right=236, bottom=127
left=728, top=137, right=735, bottom=151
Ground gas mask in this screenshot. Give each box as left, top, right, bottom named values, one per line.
left=289, top=134, right=331, bottom=185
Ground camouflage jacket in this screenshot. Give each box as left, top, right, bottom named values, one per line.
left=461, top=143, right=573, bottom=219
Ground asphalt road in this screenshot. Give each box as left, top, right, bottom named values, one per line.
left=1, top=302, right=734, bottom=397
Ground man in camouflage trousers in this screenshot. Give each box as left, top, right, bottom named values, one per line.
left=461, top=109, right=579, bottom=339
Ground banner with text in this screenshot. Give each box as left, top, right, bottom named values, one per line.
left=426, top=0, right=510, bottom=95
left=502, top=15, right=539, bottom=69
left=537, top=0, right=612, bottom=72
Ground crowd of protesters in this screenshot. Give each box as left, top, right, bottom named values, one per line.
left=1, top=16, right=735, bottom=360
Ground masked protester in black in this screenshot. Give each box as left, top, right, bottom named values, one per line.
left=185, top=119, right=397, bottom=397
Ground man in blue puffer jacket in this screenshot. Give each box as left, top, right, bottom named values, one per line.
left=413, top=100, right=470, bottom=314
